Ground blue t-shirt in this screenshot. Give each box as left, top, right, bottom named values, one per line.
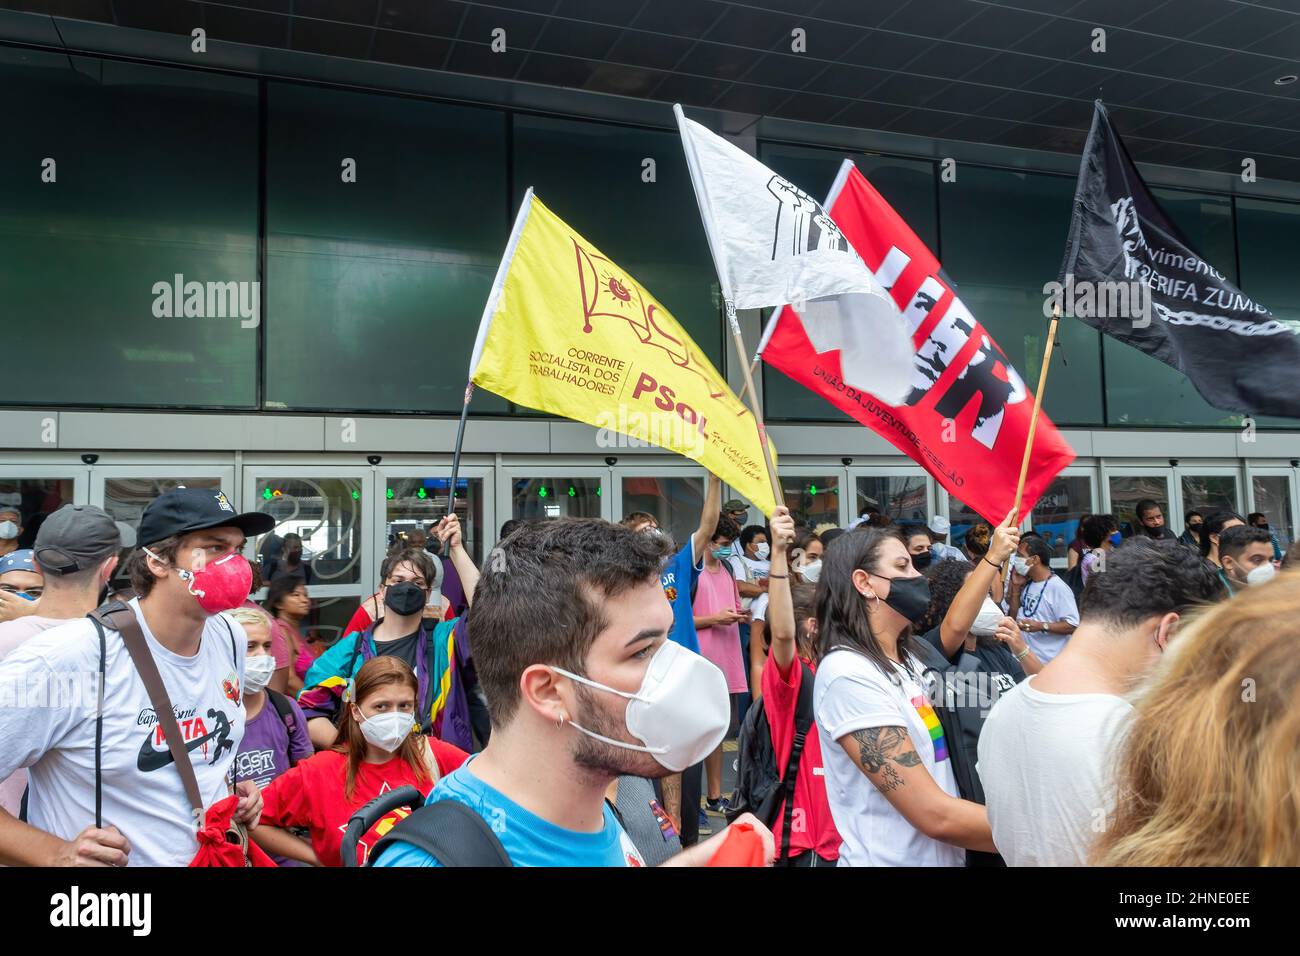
left=660, top=541, right=702, bottom=654
left=374, top=760, right=645, bottom=867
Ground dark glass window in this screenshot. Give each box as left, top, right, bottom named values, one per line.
left=0, top=50, right=258, bottom=407
left=1102, top=188, right=1240, bottom=427
left=511, top=115, right=721, bottom=371
left=265, top=83, right=509, bottom=413
left=939, top=165, right=1103, bottom=426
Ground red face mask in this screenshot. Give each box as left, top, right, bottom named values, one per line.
left=146, top=548, right=252, bottom=615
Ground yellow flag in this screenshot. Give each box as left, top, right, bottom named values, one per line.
left=469, top=191, right=778, bottom=515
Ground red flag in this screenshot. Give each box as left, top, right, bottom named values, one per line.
left=760, top=162, right=1075, bottom=524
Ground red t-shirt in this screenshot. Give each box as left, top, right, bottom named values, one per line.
left=761, top=654, right=841, bottom=861
left=259, top=741, right=468, bottom=866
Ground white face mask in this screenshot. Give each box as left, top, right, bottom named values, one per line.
left=754, top=543, right=771, bottom=561
left=0, top=521, right=17, bottom=540
left=970, top=597, right=1004, bottom=637
left=553, top=640, right=729, bottom=773
left=1011, top=555, right=1031, bottom=576
left=1246, top=563, right=1277, bottom=587
left=243, top=654, right=276, bottom=694
left=799, top=558, right=822, bottom=583
left=359, top=711, right=415, bottom=753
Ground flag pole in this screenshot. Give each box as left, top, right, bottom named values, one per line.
left=674, top=105, right=782, bottom=510
left=1004, top=302, right=1061, bottom=590
left=447, top=382, right=473, bottom=517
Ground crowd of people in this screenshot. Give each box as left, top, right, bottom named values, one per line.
left=0, top=476, right=1294, bottom=867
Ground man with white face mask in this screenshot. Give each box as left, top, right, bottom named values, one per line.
left=0, top=501, right=22, bottom=559
left=375, top=518, right=774, bottom=867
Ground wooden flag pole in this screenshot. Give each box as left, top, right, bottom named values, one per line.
left=727, top=304, right=784, bottom=511
left=1004, top=303, right=1061, bottom=592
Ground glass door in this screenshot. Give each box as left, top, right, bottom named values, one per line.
left=1175, top=466, right=1242, bottom=531
left=848, top=466, right=932, bottom=533
left=376, top=465, right=494, bottom=572
left=0, top=463, right=87, bottom=550
left=612, top=467, right=708, bottom=550
left=242, top=466, right=371, bottom=647
left=775, top=467, right=846, bottom=531
left=497, top=465, right=611, bottom=536
left=1102, top=466, right=1173, bottom=540
left=1246, top=466, right=1297, bottom=556
left=1029, top=468, right=1097, bottom=568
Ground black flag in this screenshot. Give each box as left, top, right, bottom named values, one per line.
left=1060, top=101, right=1300, bottom=419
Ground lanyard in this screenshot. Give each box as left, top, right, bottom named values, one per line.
left=1019, top=579, right=1049, bottom=618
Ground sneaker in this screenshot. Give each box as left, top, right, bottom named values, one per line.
left=697, top=808, right=711, bottom=832
left=705, top=796, right=731, bottom=814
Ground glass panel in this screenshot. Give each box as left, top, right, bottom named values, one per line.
left=1251, top=476, right=1294, bottom=554
left=101, top=477, right=223, bottom=591
left=512, top=115, right=721, bottom=370
left=854, top=475, right=929, bottom=524
left=758, top=143, right=937, bottom=422
left=1108, top=475, right=1171, bottom=538
left=1180, top=474, right=1240, bottom=517
left=0, top=478, right=76, bottom=550
left=1031, top=475, right=1093, bottom=565
left=385, top=477, right=485, bottom=567
left=0, top=49, right=258, bottom=407
left=1235, top=196, right=1300, bottom=428
left=620, top=476, right=704, bottom=550
left=252, top=478, right=364, bottom=585
left=1103, top=189, right=1240, bottom=427
left=783, top=475, right=839, bottom=530
left=939, top=165, right=1103, bottom=426
left=512, top=478, right=602, bottom=522
left=946, top=497, right=985, bottom=554
left=265, top=83, right=509, bottom=413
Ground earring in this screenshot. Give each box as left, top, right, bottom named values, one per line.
left=555, top=712, right=566, bottom=728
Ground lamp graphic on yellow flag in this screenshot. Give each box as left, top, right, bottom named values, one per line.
left=467, top=190, right=779, bottom=516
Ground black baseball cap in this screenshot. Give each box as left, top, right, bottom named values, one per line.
left=34, top=505, right=121, bottom=575
left=137, top=487, right=275, bottom=548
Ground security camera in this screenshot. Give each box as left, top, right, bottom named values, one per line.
left=1292, top=459, right=1299, bottom=468
left=1168, top=459, right=1179, bottom=467
left=841, top=457, right=853, bottom=466
left=81, top=453, right=99, bottom=465
left=605, top=456, right=618, bottom=466
left=367, top=455, right=382, bottom=466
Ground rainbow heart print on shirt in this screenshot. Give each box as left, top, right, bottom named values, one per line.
left=910, top=695, right=949, bottom=762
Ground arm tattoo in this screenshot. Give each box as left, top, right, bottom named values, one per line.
left=849, top=726, right=922, bottom=791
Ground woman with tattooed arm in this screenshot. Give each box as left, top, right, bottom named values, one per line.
left=811, top=527, right=995, bottom=866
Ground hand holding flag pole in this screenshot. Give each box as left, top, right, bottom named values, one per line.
left=1004, top=301, right=1062, bottom=592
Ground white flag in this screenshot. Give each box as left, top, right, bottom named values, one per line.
left=674, top=105, right=913, bottom=404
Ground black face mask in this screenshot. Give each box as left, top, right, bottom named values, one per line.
left=384, top=581, right=427, bottom=617
left=911, top=551, right=932, bottom=572
left=876, top=574, right=931, bottom=625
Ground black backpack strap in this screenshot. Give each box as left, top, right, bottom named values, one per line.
left=777, top=661, right=816, bottom=864
left=88, top=611, right=109, bottom=829
left=264, top=690, right=300, bottom=766
left=369, top=799, right=512, bottom=867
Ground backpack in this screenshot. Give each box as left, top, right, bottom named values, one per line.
left=264, top=689, right=303, bottom=768
left=726, top=659, right=815, bottom=865
left=1060, top=561, right=1086, bottom=601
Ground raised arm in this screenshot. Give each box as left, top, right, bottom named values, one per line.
left=939, top=509, right=1019, bottom=659
left=690, top=473, right=722, bottom=565
left=435, top=514, right=479, bottom=608
left=838, top=726, right=994, bottom=852
left=765, top=507, right=797, bottom=673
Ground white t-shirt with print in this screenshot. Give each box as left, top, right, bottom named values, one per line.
left=813, top=648, right=964, bottom=867
left=1003, top=575, right=1079, bottom=662
left=0, top=598, right=247, bottom=867
left=726, top=553, right=756, bottom=611
left=977, top=676, right=1133, bottom=866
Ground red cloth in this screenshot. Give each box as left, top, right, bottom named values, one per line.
left=706, top=822, right=767, bottom=867
left=189, top=794, right=277, bottom=867
left=258, top=742, right=467, bottom=866
left=760, top=164, right=1075, bottom=524
left=342, top=603, right=373, bottom=640
left=761, top=654, right=841, bottom=862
